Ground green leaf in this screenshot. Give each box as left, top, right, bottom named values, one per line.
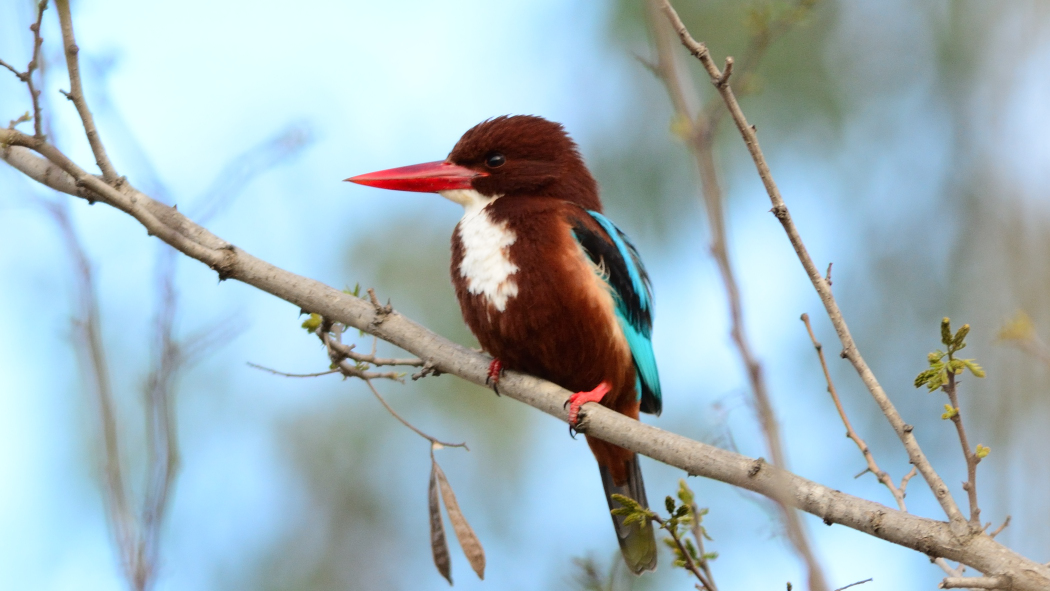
left=941, top=404, right=958, bottom=420
left=928, top=351, right=945, bottom=364
left=926, top=368, right=949, bottom=392
left=951, top=324, right=970, bottom=350
left=611, top=494, right=641, bottom=512
left=684, top=538, right=698, bottom=560
left=677, top=479, right=695, bottom=506
left=941, top=317, right=953, bottom=347
left=976, top=444, right=990, bottom=459
left=947, top=358, right=966, bottom=374
left=301, top=313, right=322, bottom=333
left=915, top=368, right=939, bottom=388
left=962, top=359, right=986, bottom=378
left=622, top=512, right=647, bottom=527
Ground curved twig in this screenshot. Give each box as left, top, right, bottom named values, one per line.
left=657, top=0, right=967, bottom=532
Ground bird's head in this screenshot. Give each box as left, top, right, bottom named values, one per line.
left=347, top=115, right=601, bottom=211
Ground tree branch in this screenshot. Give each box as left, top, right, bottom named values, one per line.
left=943, top=371, right=982, bottom=525
left=3, top=137, right=1049, bottom=589
left=43, top=200, right=139, bottom=582
left=657, top=0, right=969, bottom=532
left=3, top=4, right=1047, bottom=583
left=940, top=575, right=1012, bottom=589
left=644, top=3, right=828, bottom=588
left=53, top=0, right=118, bottom=183
left=801, top=313, right=914, bottom=512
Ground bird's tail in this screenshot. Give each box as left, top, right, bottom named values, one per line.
left=600, top=453, right=657, bottom=574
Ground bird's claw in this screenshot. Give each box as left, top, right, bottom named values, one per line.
left=485, top=358, right=503, bottom=396
left=565, top=381, right=611, bottom=439
left=568, top=410, right=590, bottom=439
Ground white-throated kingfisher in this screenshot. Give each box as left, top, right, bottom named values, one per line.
left=347, top=115, right=661, bottom=573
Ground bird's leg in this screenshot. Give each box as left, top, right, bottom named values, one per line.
left=485, top=358, right=503, bottom=395
left=565, top=381, right=611, bottom=437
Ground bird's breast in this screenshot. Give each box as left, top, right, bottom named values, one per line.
left=455, top=202, right=519, bottom=312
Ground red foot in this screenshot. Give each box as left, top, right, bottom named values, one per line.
left=566, top=382, right=611, bottom=429
left=486, top=358, right=503, bottom=395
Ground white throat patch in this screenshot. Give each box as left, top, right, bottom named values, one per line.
left=441, top=189, right=519, bottom=312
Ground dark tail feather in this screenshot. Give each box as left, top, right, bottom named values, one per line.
left=600, top=455, right=657, bottom=574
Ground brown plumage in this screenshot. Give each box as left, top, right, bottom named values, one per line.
left=450, top=196, right=640, bottom=483
left=449, top=116, right=603, bottom=212
left=348, top=115, right=660, bottom=573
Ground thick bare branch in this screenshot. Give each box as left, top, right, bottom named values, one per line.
left=4, top=136, right=1049, bottom=589
left=940, top=575, right=1012, bottom=589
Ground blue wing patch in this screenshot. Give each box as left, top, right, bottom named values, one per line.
left=571, top=211, right=662, bottom=415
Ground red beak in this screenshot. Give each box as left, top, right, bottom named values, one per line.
left=345, top=160, right=485, bottom=193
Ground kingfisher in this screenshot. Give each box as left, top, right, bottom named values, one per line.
left=347, top=115, right=661, bottom=573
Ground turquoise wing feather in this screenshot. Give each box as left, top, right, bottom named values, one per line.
left=572, top=211, right=662, bottom=415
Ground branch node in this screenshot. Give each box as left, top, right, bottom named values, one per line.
left=412, top=360, right=443, bottom=381
left=716, top=56, right=734, bottom=87
left=771, top=204, right=788, bottom=219
left=747, top=458, right=765, bottom=477
left=367, top=287, right=393, bottom=324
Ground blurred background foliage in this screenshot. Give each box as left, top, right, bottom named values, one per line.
left=2, top=0, right=1050, bottom=590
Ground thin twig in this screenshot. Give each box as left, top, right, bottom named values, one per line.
left=324, top=337, right=424, bottom=368
left=658, top=0, right=967, bottom=532
left=645, top=3, right=828, bottom=588
left=801, top=313, right=910, bottom=511
left=0, top=1, right=49, bottom=137
left=934, top=558, right=965, bottom=578
left=687, top=501, right=718, bottom=591
left=248, top=363, right=341, bottom=378
left=943, top=372, right=981, bottom=525
left=833, top=579, right=872, bottom=591
left=652, top=513, right=716, bottom=590
left=309, top=318, right=466, bottom=448
left=0, top=58, right=20, bottom=77
left=989, top=516, right=1011, bottom=539
left=43, top=200, right=138, bottom=583
left=136, top=219, right=187, bottom=591
left=363, top=378, right=468, bottom=450
left=53, top=0, right=118, bottom=182
left=26, top=0, right=48, bottom=138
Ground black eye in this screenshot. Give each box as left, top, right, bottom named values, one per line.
left=485, top=152, right=506, bottom=168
